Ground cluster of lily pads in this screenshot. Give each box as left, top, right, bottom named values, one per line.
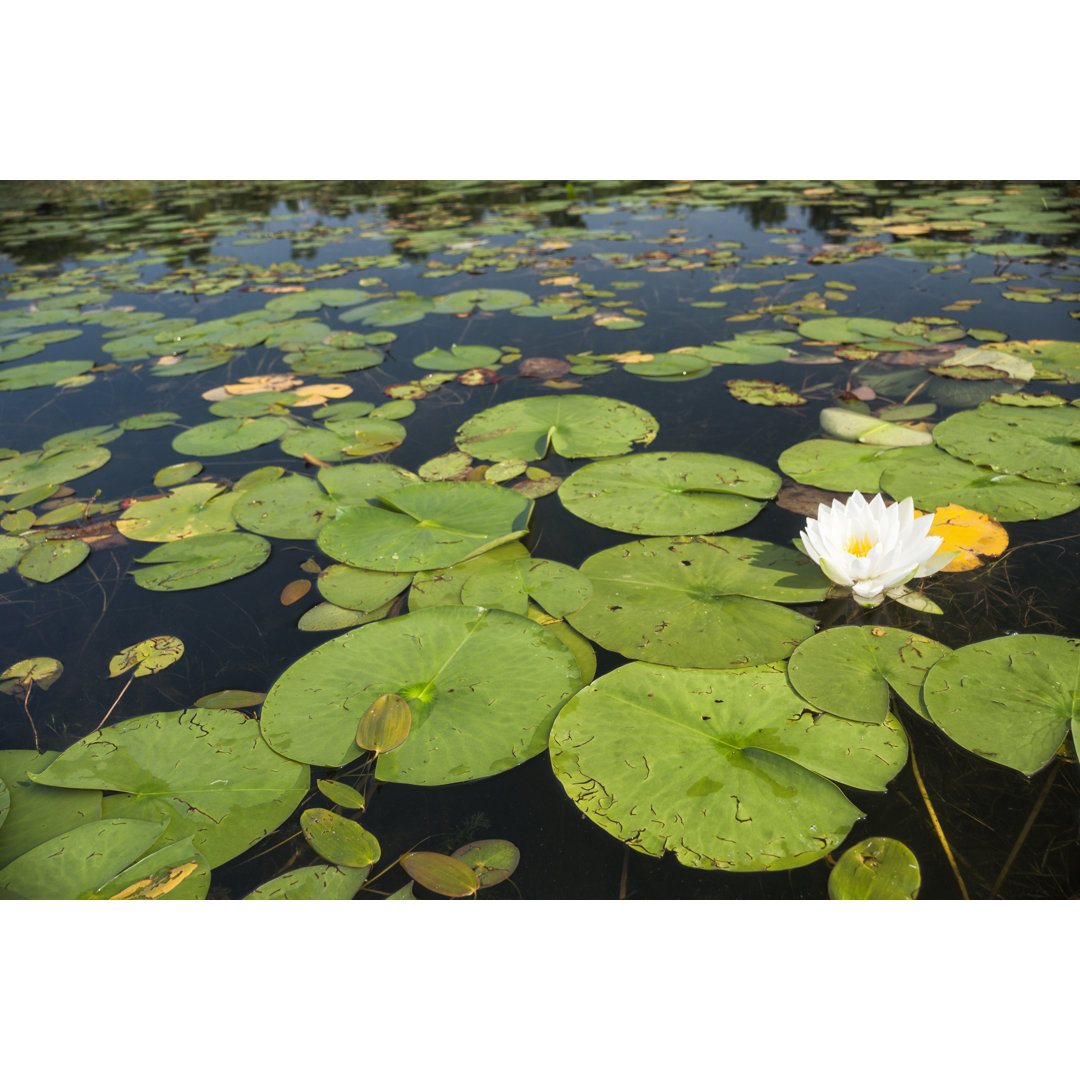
left=2, top=180, right=1080, bottom=901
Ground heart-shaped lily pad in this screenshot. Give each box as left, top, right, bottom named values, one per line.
left=171, top=416, right=291, bottom=456
left=778, top=439, right=912, bottom=492
left=117, top=483, right=241, bottom=542
left=317, top=481, right=531, bottom=572
left=787, top=626, right=952, bottom=725
left=459, top=557, right=593, bottom=617
left=558, top=451, right=780, bottom=535
left=259, top=606, right=582, bottom=781
left=0, top=445, right=111, bottom=496
left=455, top=395, right=658, bottom=462
left=828, top=837, right=921, bottom=900
left=29, top=709, right=310, bottom=868
left=130, top=532, right=271, bottom=591
left=549, top=661, right=908, bottom=872
left=566, top=535, right=823, bottom=668
left=317, top=563, right=413, bottom=612
left=233, top=474, right=337, bottom=539
left=922, top=634, right=1080, bottom=775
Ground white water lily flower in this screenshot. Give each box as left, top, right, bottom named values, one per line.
left=800, top=491, right=957, bottom=606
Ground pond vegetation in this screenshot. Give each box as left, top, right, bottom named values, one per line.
left=1, top=179, right=1079, bottom=900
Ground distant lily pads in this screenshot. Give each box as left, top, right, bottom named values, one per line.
left=566, top=535, right=822, bottom=668
left=171, top=416, right=291, bottom=457
left=455, top=395, right=658, bottom=462
left=558, top=451, right=780, bottom=535
left=259, top=606, right=582, bottom=781
left=549, top=662, right=908, bottom=872
left=0, top=360, right=95, bottom=391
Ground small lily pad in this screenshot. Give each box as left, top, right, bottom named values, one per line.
left=828, top=837, right=921, bottom=899
left=300, top=808, right=381, bottom=868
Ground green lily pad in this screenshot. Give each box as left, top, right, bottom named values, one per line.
left=452, top=839, right=520, bottom=888
left=818, top=408, right=933, bottom=447
left=0, top=818, right=167, bottom=900
left=233, top=474, right=337, bottom=539
left=0, top=360, right=95, bottom=391
left=317, top=563, right=413, bottom=612
left=932, top=403, right=1080, bottom=485
left=171, top=416, right=291, bottom=457
left=787, top=626, right=951, bottom=725
left=778, top=439, right=917, bottom=492
left=154, top=462, right=203, bottom=487
left=259, top=606, right=582, bottom=781
left=29, top=709, right=310, bottom=868
left=316, top=778, right=367, bottom=809
left=338, top=297, right=435, bottom=326
left=117, top=483, right=240, bottom=541
left=0, top=445, right=111, bottom=496
left=317, top=462, right=418, bottom=504
left=459, top=557, right=593, bottom=617
left=118, top=411, right=181, bottom=431
left=419, top=451, right=473, bottom=481
left=828, top=837, right=921, bottom=900
left=566, top=535, right=822, bottom=669
left=17, top=539, right=89, bottom=582
left=797, top=317, right=932, bottom=349
left=408, top=541, right=531, bottom=608
left=693, top=340, right=793, bottom=365
left=622, top=352, right=711, bottom=378
left=923, top=634, right=1080, bottom=775
left=300, top=808, right=381, bottom=868
left=455, top=395, right=658, bottom=462
left=245, top=864, right=370, bottom=899
left=0, top=535, right=30, bottom=573
left=323, top=416, right=407, bottom=457
left=0, top=750, right=102, bottom=868
left=413, top=344, right=502, bottom=371
left=130, top=532, right=271, bottom=591
left=558, top=451, right=780, bottom=535
left=433, top=288, right=532, bottom=313
left=317, top=481, right=531, bottom=572
left=549, top=662, right=907, bottom=872
left=880, top=444, right=1080, bottom=521
left=400, top=851, right=479, bottom=896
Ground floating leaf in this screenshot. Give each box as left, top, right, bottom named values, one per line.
left=193, top=690, right=266, bottom=709
left=108, top=636, right=185, bottom=678
left=233, top=474, right=337, bottom=539
left=17, top=539, right=89, bottom=582
left=316, top=778, right=366, bottom=810
left=418, top=451, right=473, bottom=481
left=317, top=481, right=531, bottom=573
left=455, top=395, right=658, bottom=462
left=787, top=626, right=951, bottom=725
left=777, top=439, right=910, bottom=493
left=558, top=451, right=779, bottom=535
left=117, top=483, right=239, bottom=542
left=400, top=851, right=479, bottom=897
left=154, top=462, right=203, bottom=487
left=0, top=360, right=95, bottom=391
left=828, top=837, right=921, bottom=900
left=355, top=693, right=412, bottom=754
left=260, top=606, right=581, bottom=780
left=30, top=709, right=309, bottom=868
left=245, top=864, right=370, bottom=900
left=280, top=579, right=312, bottom=605
left=923, top=635, right=1080, bottom=775
left=567, top=535, right=823, bottom=669
left=0, top=657, right=64, bottom=697
left=317, top=563, right=412, bottom=613
left=451, top=839, right=520, bottom=888
left=0, top=445, right=111, bottom=496
left=413, top=344, right=502, bottom=371
left=914, top=504, right=1008, bottom=571
left=726, top=378, right=807, bottom=406
left=300, top=808, right=381, bottom=868
left=171, top=416, right=291, bottom=457
left=130, top=532, right=271, bottom=591
left=818, top=407, right=933, bottom=447
left=459, top=557, right=593, bottom=618
left=549, top=662, right=907, bottom=872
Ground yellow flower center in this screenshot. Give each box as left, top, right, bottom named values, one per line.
left=845, top=533, right=874, bottom=557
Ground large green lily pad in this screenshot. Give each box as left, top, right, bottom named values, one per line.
left=558, top=451, right=780, bottom=535
left=458, top=557, right=593, bottom=617
left=455, top=395, right=658, bottom=462
left=171, top=416, right=291, bottom=456
left=787, top=626, right=951, bottom=725
left=880, top=444, right=1080, bottom=521
left=117, top=483, right=240, bottom=542
left=0, top=818, right=167, bottom=899
left=130, top=532, right=271, bottom=591
left=30, top=709, right=310, bottom=868
left=922, top=634, right=1080, bottom=775
left=316, top=462, right=418, bottom=504
left=566, top=535, right=822, bottom=668
left=0, top=445, right=111, bottom=496
left=317, top=481, right=531, bottom=572
left=259, top=606, right=582, bottom=781
left=17, top=539, right=90, bottom=582
left=233, top=474, right=337, bottom=539
left=408, top=541, right=532, bottom=609
left=777, top=439, right=911, bottom=492
left=549, top=662, right=908, bottom=872
left=932, top=403, right=1080, bottom=485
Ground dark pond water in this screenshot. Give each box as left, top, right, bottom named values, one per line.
left=2, top=179, right=1079, bottom=900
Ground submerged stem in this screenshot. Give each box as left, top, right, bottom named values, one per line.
left=990, top=759, right=1061, bottom=900
left=910, top=747, right=969, bottom=899
left=95, top=673, right=135, bottom=732
left=21, top=682, right=40, bottom=753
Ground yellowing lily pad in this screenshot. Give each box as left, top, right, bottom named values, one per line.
left=914, top=504, right=1008, bottom=571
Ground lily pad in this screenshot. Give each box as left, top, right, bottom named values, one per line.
left=726, top=379, right=807, bottom=406
left=458, top=557, right=593, bottom=617
left=880, top=445, right=1080, bottom=521
left=828, top=837, right=921, bottom=900
left=0, top=360, right=95, bottom=391
left=787, top=626, right=952, bottom=725
left=117, top=483, right=240, bottom=541
left=29, top=709, right=310, bottom=868
left=558, top=451, right=780, bottom=535
left=245, top=864, right=370, bottom=899
left=400, top=851, right=479, bottom=897
left=317, top=481, right=531, bottom=572
left=413, top=344, right=502, bottom=371
left=317, top=563, right=413, bottom=612
left=455, top=395, right=658, bottom=462
left=922, top=634, right=1080, bottom=775
left=300, top=808, right=381, bottom=867
left=259, top=606, right=582, bottom=781
left=108, top=636, right=185, bottom=678
left=130, top=532, right=271, bottom=591
left=89, top=836, right=210, bottom=901
left=408, top=541, right=532, bottom=608
left=818, top=408, right=933, bottom=447
left=233, top=474, right=337, bottom=539
left=932, top=402, right=1080, bottom=485
left=17, top=539, right=89, bottom=582
left=777, top=439, right=911, bottom=493
left=0, top=445, right=111, bottom=496
left=171, top=416, right=291, bottom=457
left=317, top=462, right=418, bottom=504
left=549, top=662, right=908, bottom=872
left=566, top=535, right=822, bottom=669
left=452, top=839, right=520, bottom=888
left=434, top=288, right=532, bottom=313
